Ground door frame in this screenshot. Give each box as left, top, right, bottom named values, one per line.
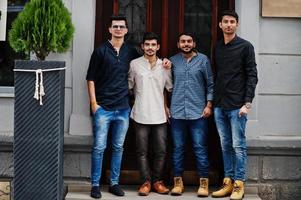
left=95, top=0, right=234, bottom=59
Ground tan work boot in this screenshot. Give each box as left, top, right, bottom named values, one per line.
left=230, top=180, right=244, bottom=200
left=197, top=178, right=209, bottom=197
left=171, top=177, right=184, bottom=195
left=211, top=177, right=233, bottom=198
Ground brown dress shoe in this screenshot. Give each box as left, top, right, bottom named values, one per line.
left=138, top=181, right=151, bottom=196
left=152, top=181, right=169, bottom=194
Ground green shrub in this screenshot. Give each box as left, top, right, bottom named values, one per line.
left=9, top=0, right=75, bottom=61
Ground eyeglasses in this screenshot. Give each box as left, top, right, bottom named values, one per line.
left=111, top=25, right=127, bottom=29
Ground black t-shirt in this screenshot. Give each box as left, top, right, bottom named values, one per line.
left=214, top=36, right=258, bottom=109
left=86, top=41, right=140, bottom=110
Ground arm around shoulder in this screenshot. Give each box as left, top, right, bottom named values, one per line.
left=128, top=60, right=136, bottom=90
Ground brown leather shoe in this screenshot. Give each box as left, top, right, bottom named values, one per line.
left=152, top=181, right=169, bottom=194
left=138, top=181, right=151, bottom=196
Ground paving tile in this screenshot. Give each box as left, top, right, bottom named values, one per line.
left=65, top=185, right=261, bottom=200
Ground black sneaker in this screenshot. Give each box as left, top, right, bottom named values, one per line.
left=91, top=186, right=101, bottom=199
left=109, top=184, right=125, bottom=196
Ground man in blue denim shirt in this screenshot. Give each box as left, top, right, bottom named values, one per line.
left=169, top=32, right=214, bottom=197
left=86, top=15, right=140, bottom=199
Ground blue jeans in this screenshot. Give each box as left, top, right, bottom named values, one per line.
left=91, top=106, right=130, bottom=186
left=214, top=107, right=247, bottom=181
left=171, top=118, right=209, bottom=178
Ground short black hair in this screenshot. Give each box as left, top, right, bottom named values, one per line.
left=178, top=32, right=196, bottom=42
left=142, top=32, right=160, bottom=44
left=220, top=10, right=239, bottom=22
left=110, top=15, right=128, bottom=27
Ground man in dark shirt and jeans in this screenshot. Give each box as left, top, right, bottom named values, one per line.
left=86, top=15, right=140, bottom=198
left=86, top=15, right=171, bottom=199
left=212, top=11, right=258, bottom=200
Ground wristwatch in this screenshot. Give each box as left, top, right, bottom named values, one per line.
left=245, top=102, right=252, bottom=109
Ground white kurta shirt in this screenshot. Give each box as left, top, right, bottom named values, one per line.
left=128, top=56, right=173, bottom=124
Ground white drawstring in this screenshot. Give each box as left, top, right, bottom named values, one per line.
left=33, top=69, right=45, bottom=105
left=14, top=67, right=66, bottom=106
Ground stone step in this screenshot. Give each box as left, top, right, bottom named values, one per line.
left=65, top=183, right=261, bottom=200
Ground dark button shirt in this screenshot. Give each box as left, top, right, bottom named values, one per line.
left=86, top=40, right=140, bottom=110
left=214, top=36, right=258, bottom=109
left=170, top=52, right=214, bottom=120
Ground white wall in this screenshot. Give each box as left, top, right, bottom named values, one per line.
left=1, top=0, right=301, bottom=139
left=68, top=0, right=95, bottom=135
left=48, top=0, right=96, bottom=136
left=235, top=0, right=260, bottom=138
left=236, top=0, right=301, bottom=138
left=0, top=0, right=7, bottom=41
left=47, top=0, right=96, bottom=136
left=258, top=17, right=301, bottom=136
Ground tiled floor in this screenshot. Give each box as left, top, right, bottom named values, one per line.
left=65, top=185, right=261, bottom=200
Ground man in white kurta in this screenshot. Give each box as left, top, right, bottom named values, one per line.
left=128, top=32, right=172, bottom=196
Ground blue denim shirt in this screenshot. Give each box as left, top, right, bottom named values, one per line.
left=170, top=52, right=214, bottom=120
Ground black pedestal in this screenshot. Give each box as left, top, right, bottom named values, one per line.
left=14, top=60, right=65, bottom=200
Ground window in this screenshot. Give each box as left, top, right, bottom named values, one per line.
left=0, top=0, right=28, bottom=86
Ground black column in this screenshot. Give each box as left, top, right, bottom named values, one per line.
left=14, top=60, right=65, bottom=200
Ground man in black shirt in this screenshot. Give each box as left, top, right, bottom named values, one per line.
left=86, top=15, right=140, bottom=199
left=212, top=10, right=258, bottom=200
left=86, top=15, right=171, bottom=199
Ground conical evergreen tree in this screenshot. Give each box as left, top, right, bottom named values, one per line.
left=9, top=0, right=75, bottom=60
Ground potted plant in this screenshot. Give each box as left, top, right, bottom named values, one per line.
left=9, top=0, right=74, bottom=61
left=8, top=0, right=74, bottom=199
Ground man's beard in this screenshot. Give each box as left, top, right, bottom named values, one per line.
left=224, top=28, right=235, bottom=34
left=180, top=47, right=194, bottom=54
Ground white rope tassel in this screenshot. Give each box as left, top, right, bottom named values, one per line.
left=14, top=67, right=66, bottom=106
left=34, top=69, right=40, bottom=100
left=39, top=70, right=45, bottom=105
left=33, top=69, right=45, bottom=105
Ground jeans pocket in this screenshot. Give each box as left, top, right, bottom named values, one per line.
left=93, top=106, right=102, bottom=115
left=242, top=114, right=248, bottom=121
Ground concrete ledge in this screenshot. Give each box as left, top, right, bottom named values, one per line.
left=0, top=135, right=13, bottom=151
left=248, top=136, right=301, bottom=148
left=65, top=183, right=261, bottom=200
left=2, top=134, right=301, bottom=154
left=0, top=87, right=14, bottom=98
left=64, top=134, right=92, bottom=152
left=247, top=136, right=301, bottom=156
left=0, top=134, right=93, bottom=152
